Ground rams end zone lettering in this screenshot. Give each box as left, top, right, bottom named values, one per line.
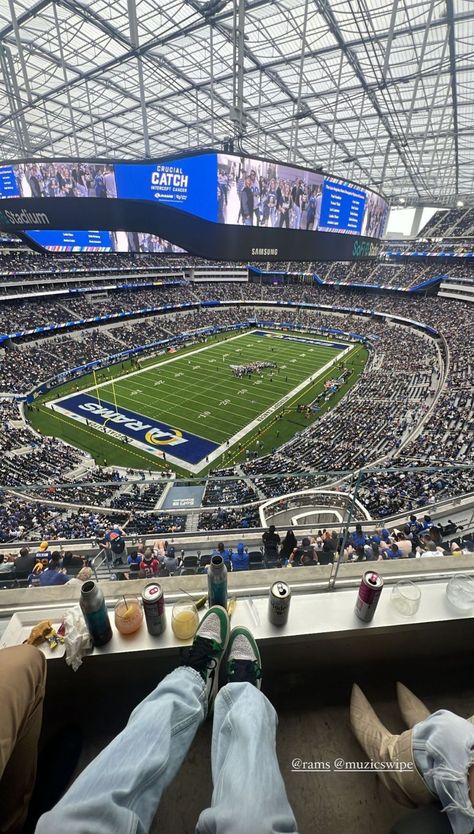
left=46, top=392, right=219, bottom=472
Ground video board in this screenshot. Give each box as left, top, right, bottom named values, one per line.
left=2, top=154, right=388, bottom=239
left=0, top=152, right=387, bottom=260
left=25, top=228, right=187, bottom=254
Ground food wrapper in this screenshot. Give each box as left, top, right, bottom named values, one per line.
left=64, top=606, right=92, bottom=671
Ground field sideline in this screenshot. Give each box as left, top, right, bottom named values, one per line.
left=30, top=328, right=368, bottom=475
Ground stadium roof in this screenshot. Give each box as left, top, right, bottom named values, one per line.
left=0, top=0, right=472, bottom=207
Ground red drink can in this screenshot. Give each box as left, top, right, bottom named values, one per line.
left=142, top=583, right=166, bottom=635
left=355, top=571, right=383, bottom=622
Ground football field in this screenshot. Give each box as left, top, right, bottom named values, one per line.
left=47, top=329, right=353, bottom=473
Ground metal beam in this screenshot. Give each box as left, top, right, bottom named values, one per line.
left=314, top=0, right=422, bottom=198
left=51, top=1, right=79, bottom=157
left=7, top=0, right=32, bottom=103
left=291, top=0, right=310, bottom=161
left=0, top=0, right=52, bottom=41
left=0, top=6, right=468, bottom=139
left=446, top=0, right=460, bottom=196
left=0, top=43, right=31, bottom=154
left=328, top=51, right=344, bottom=171
left=127, top=0, right=151, bottom=157
left=382, top=0, right=399, bottom=80
left=209, top=24, right=215, bottom=143
left=404, top=0, right=436, bottom=136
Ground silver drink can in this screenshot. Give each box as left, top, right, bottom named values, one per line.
left=269, top=581, right=291, bottom=626
left=355, top=571, right=383, bottom=622
left=142, top=582, right=166, bottom=636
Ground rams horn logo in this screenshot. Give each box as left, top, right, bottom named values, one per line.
left=145, top=427, right=184, bottom=446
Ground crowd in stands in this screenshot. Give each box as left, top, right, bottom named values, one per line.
left=1, top=245, right=473, bottom=305
left=0, top=280, right=472, bottom=537
left=198, top=506, right=261, bottom=531
left=0, top=330, right=119, bottom=391
left=0, top=285, right=199, bottom=333
left=1, top=516, right=471, bottom=589
left=421, top=208, right=474, bottom=238
left=258, top=519, right=474, bottom=567
left=202, top=470, right=258, bottom=506
left=125, top=513, right=185, bottom=536
left=0, top=251, right=187, bottom=277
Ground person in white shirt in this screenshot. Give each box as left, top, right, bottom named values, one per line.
left=351, top=682, right=474, bottom=834
left=0, top=554, right=13, bottom=573
left=103, top=166, right=117, bottom=199
left=416, top=541, right=447, bottom=557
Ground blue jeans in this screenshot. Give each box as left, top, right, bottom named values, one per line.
left=36, top=667, right=298, bottom=834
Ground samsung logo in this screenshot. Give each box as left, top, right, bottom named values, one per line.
left=251, top=247, right=278, bottom=255
left=0, top=208, right=50, bottom=226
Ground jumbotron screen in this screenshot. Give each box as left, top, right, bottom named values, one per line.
left=25, top=229, right=186, bottom=254
left=0, top=152, right=388, bottom=260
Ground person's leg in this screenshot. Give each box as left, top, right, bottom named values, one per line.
left=350, top=684, right=433, bottom=808
left=36, top=606, right=230, bottom=834
left=0, top=645, right=46, bottom=834
left=197, top=627, right=298, bottom=834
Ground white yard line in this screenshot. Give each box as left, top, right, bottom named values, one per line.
left=50, top=330, right=256, bottom=404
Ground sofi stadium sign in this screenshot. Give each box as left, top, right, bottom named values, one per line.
left=0, top=207, right=50, bottom=225
left=352, top=240, right=380, bottom=258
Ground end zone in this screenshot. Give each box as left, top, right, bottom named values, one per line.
left=46, top=392, right=219, bottom=470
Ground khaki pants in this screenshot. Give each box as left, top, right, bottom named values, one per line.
left=0, top=645, right=46, bottom=834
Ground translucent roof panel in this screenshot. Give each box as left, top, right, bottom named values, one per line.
left=0, top=0, right=472, bottom=204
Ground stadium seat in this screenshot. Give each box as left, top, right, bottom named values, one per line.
left=264, top=555, right=281, bottom=569
left=248, top=551, right=264, bottom=569
left=180, top=567, right=197, bottom=576
left=182, top=555, right=199, bottom=568
left=199, top=554, right=212, bottom=567
left=0, top=577, right=19, bottom=589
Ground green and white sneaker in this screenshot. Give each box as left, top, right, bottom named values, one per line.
left=181, top=605, right=230, bottom=710
left=226, top=626, right=262, bottom=689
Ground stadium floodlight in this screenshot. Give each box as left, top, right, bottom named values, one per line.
left=456, top=199, right=464, bottom=207
left=398, top=197, right=406, bottom=204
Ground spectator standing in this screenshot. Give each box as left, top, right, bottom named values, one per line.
left=279, top=530, right=297, bottom=563
left=102, top=527, right=127, bottom=565
left=230, top=542, right=249, bottom=572
left=262, top=525, right=281, bottom=561
left=14, top=546, right=35, bottom=577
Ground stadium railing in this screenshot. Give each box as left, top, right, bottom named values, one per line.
left=1, top=464, right=472, bottom=671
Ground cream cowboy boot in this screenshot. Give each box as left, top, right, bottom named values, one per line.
left=396, top=682, right=430, bottom=729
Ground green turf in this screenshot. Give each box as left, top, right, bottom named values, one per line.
left=27, top=329, right=368, bottom=475
left=86, top=332, right=339, bottom=441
